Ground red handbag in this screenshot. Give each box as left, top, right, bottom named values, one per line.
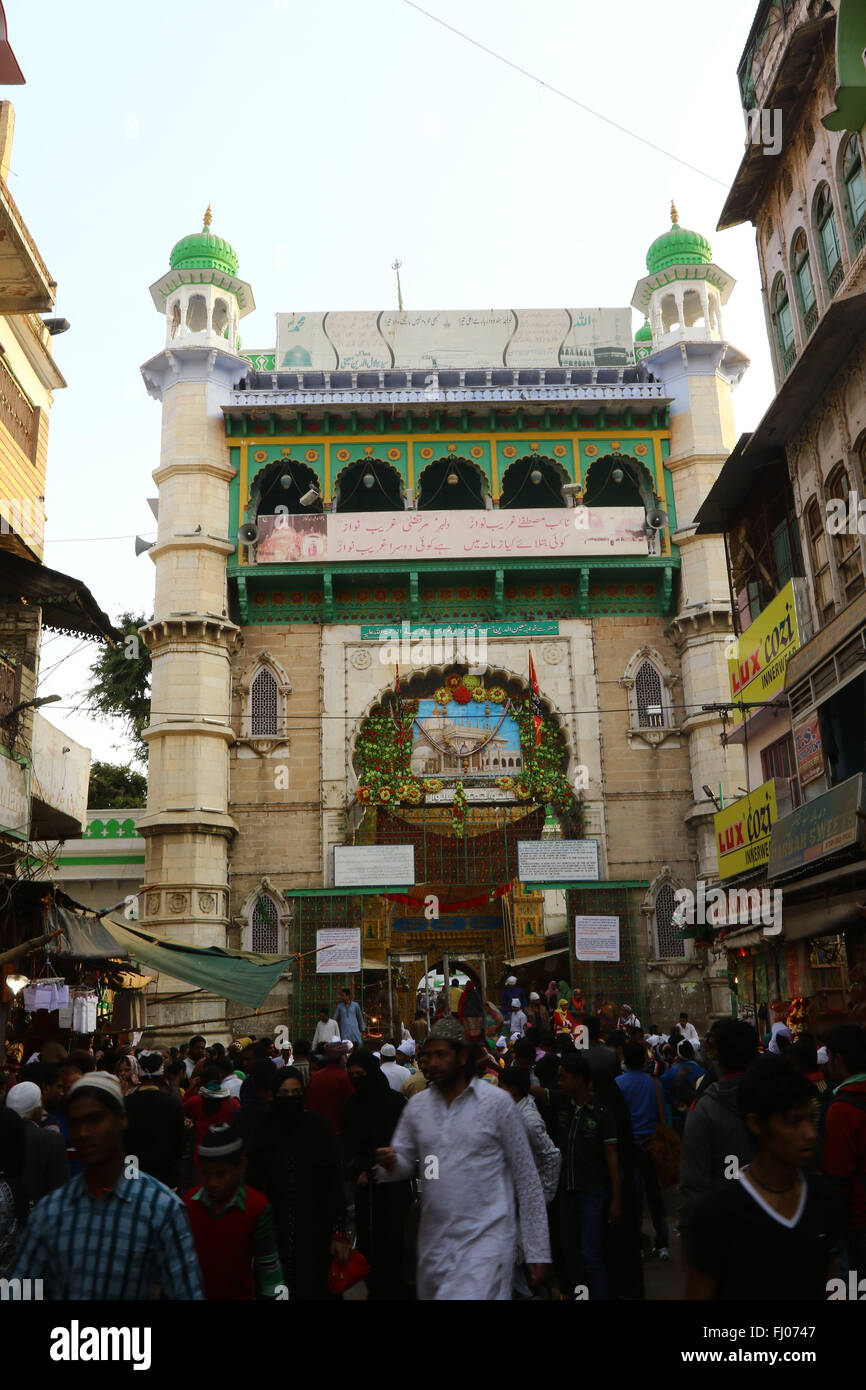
left=327, top=1248, right=370, bottom=1294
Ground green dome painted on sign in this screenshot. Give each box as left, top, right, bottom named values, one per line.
left=646, top=202, right=712, bottom=275
left=169, top=206, right=239, bottom=276
left=634, top=319, right=652, bottom=342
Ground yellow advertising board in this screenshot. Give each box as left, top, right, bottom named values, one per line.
left=727, top=579, right=806, bottom=726
left=715, top=779, right=779, bottom=881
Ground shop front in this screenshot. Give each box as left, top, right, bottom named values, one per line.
left=766, top=773, right=866, bottom=1036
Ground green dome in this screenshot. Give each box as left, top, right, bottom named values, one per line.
left=635, top=319, right=652, bottom=342
left=170, top=206, right=239, bottom=276
left=646, top=203, right=712, bottom=275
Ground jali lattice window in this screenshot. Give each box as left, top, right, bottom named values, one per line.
left=250, top=893, right=280, bottom=953
left=653, top=882, right=684, bottom=959
left=635, top=660, right=665, bottom=727
left=250, top=667, right=279, bottom=736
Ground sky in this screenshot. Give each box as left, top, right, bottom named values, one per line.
left=7, top=0, right=773, bottom=770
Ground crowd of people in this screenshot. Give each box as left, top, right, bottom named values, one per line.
left=1, top=976, right=864, bottom=1303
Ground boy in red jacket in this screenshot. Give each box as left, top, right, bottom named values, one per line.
left=822, top=1024, right=866, bottom=1277
left=184, top=1123, right=284, bottom=1300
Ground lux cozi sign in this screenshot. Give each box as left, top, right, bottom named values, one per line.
left=715, top=780, right=779, bottom=881
left=727, top=580, right=808, bottom=728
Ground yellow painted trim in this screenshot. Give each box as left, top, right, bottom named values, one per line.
left=324, top=440, right=331, bottom=502
left=408, top=439, right=414, bottom=492
left=236, top=429, right=670, bottom=448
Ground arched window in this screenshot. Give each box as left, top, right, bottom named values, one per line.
left=841, top=135, right=866, bottom=252
left=212, top=298, right=229, bottom=337
left=499, top=456, right=567, bottom=509
left=334, top=458, right=404, bottom=513
left=814, top=185, right=843, bottom=295
left=250, top=667, right=279, bottom=736
left=416, top=458, right=488, bottom=510
left=169, top=299, right=181, bottom=339
left=791, top=230, right=817, bottom=336
left=806, top=496, right=835, bottom=624
left=633, top=659, right=666, bottom=728
left=772, top=276, right=795, bottom=377
left=660, top=293, right=680, bottom=334
left=185, top=294, right=208, bottom=333
left=249, top=892, right=281, bottom=953
left=653, top=882, right=684, bottom=960
left=826, top=464, right=865, bottom=605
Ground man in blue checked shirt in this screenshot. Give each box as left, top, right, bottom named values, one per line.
left=12, top=1072, right=204, bottom=1300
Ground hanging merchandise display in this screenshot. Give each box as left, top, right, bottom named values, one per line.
left=71, top=990, right=98, bottom=1033
left=22, top=979, right=69, bottom=1012
left=111, top=988, right=146, bottom=1032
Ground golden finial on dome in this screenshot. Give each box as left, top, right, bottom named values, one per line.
left=203, top=204, right=213, bottom=230
left=670, top=200, right=679, bottom=225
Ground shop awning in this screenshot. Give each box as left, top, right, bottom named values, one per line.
left=54, top=911, right=293, bottom=1011
left=0, top=550, right=120, bottom=643
left=501, top=945, right=570, bottom=968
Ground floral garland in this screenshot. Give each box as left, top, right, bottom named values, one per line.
left=353, top=686, right=582, bottom=835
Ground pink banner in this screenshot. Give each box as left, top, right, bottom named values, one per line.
left=254, top=507, right=649, bottom=564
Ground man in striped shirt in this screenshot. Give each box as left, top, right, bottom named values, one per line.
left=12, top=1072, right=204, bottom=1300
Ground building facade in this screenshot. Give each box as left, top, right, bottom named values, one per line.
left=138, top=206, right=751, bottom=1041
left=696, top=0, right=866, bottom=1033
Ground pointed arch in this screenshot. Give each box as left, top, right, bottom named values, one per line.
left=333, top=457, right=405, bottom=513
left=499, top=455, right=568, bottom=509
left=621, top=647, right=678, bottom=741
left=416, top=456, right=489, bottom=510
left=239, top=879, right=290, bottom=954
left=249, top=457, right=323, bottom=518
left=236, top=651, right=292, bottom=744
left=641, top=865, right=690, bottom=961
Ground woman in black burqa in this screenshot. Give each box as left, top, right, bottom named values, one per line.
left=339, top=1049, right=413, bottom=1300
left=245, top=1066, right=345, bottom=1300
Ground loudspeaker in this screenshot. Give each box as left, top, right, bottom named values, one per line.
left=646, top=508, right=669, bottom=531
left=134, top=535, right=154, bottom=556
left=238, top=521, right=259, bottom=544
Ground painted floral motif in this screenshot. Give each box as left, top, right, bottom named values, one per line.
left=503, top=445, right=517, bottom=458
left=305, top=449, right=318, bottom=462
left=336, top=448, right=350, bottom=462
left=470, top=445, right=484, bottom=458
left=553, top=444, right=567, bottom=457
left=635, top=443, right=648, bottom=456
left=584, top=444, right=598, bottom=458
left=419, top=446, right=433, bottom=459
left=253, top=449, right=268, bottom=463
left=387, top=447, right=401, bottom=460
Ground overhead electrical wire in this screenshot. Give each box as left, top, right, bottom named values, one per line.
left=399, top=0, right=729, bottom=188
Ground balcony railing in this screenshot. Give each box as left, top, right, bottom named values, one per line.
left=827, top=260, right=844, bottom=296
left=0, top=355, right=36, bottom=459
left=782, top=343, right=797, bottom=376
left=855, top=217, right=866, bottom=255
left=804, top=302, right=819, bottom=337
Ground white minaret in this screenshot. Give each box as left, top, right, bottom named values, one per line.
left=137, top=210, right=255, bottom=1033
left=631, top=204, right=748, bottom=880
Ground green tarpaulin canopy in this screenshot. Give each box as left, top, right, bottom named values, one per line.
left=53, top=908, right=292, bottom=1012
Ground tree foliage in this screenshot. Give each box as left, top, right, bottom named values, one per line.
left=84, top=613, right=152, bottom=765
left=88, top=760, right=148, bottom=809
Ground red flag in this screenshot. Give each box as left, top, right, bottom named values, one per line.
left=528, top=650, right=543, bottom=747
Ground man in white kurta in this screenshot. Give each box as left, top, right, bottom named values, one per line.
left=376, top=1018, right=551, bottom=1300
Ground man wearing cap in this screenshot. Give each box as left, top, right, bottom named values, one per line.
left=11, top=1072, right=204, bottom=1299
left=501, top=975, right=528, bottom=1017
left=376, top=1018, right=551, bottom=1299
left=379, top=1043, right=408, bottom=1092
left=124, top=1050, right=185, bottom=1190
left=5, top=1080, right=68, bottom=1206
left=184, top=1123, right=284, bottom=1300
